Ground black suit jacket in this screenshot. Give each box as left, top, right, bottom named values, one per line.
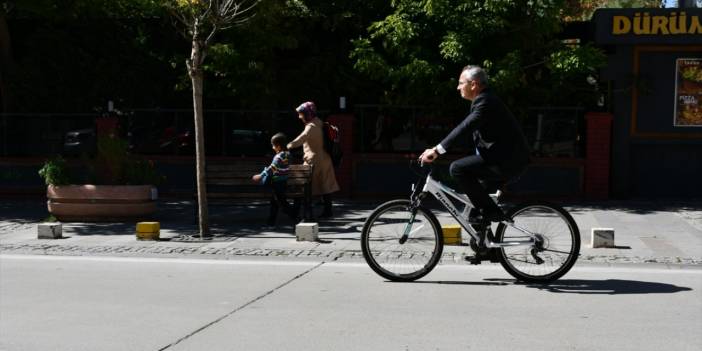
left=440, top=88, right=530, bottom=176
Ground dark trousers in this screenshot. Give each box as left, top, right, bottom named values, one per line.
left=268, top=180, right=298, bottom=224
left=449, top=154, right=506, bottom=217
left=320, top=194, right=333, bottom=217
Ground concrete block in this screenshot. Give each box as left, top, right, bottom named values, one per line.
left=296, top=222, right=319, bottom=241
left=38, top=223, right=62, bottom=239
left=591, top=227, right=615, bottom=248
left=136, top=221, right=160, bottom=241
left=442, top=224, right=462, bottom=246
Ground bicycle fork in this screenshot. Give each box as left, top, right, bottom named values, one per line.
left=399, top=186, right=427, bottom=245
left=398, top=209, right=417, bottom=245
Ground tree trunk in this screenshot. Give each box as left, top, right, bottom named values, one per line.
left=189, top=38, right=209, bottom=238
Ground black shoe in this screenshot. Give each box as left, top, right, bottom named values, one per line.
left=465, top=249, right=501, bottom=265
left=467, top=212, right=489, bottom=225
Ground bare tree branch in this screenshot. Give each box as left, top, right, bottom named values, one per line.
left=204, top=24, right=218, bottom=47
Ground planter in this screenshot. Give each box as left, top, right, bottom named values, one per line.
left=47, top=185, right=156, bottom=222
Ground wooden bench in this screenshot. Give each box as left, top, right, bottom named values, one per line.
left=203, top=161, right=313, bottom=221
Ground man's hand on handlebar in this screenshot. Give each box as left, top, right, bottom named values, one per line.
left=419, top=148, right=438, bottom=164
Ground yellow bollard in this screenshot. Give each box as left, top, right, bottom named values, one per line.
left=441, top=224, right=462, bottom=246
left=136, top=222, right=160, bottom=241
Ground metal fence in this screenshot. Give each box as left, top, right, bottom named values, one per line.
left=1, top=106, right=584, bottom=158
left=354, top=104, right=458, bottom=153
left=353, top=105, right=585, bottom=158
left=523, top=107, right=585, bottom=158
left=0, top=109, right=309, bottom=157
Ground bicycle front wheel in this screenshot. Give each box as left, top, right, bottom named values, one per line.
left=361, top=199, right=443, bottom=282
left=495, top=202, right=580, bottom=283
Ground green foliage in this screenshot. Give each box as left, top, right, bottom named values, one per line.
left=38, top=136, right=162, bottom=186
left=7, top=0, right=392, bottom=111
left=197, top=0, right=393, bottom=108
left=91, top=136, right=130, bottom=184
left=38, top=156, right=72, bottom=186
left=6, top=0, right=183, bottom=112
left=123, top=159, right=164, bottom=185
left=351, top=0, right=608, bottom=114
left=7, top=0, right=614, bottom=115
left=548, top=44, right=607, bottom=80
left=43, top=215, right=58, bottom=222
left=88, top=136, right=163, bottom=185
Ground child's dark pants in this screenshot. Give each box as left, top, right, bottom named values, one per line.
left=268, top=180, right=298, bottom=225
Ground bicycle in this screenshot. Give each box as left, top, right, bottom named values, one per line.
left=361, top=163, right=580, bottom=283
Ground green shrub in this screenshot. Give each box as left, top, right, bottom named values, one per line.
left=123, top=159, right=164, bottom=185
left=38, top=156, right=72, bottom=186
left=38, top=135, right=163, bottom=186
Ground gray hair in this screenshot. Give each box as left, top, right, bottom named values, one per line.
left=462, top=65, right=488, bottom=86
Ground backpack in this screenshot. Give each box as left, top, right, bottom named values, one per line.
left=322, top=121, right=343, bottom=168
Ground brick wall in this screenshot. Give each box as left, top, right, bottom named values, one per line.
left=327, top=114, right=354, bottom=197
left=585, top=112, right=613, bottom=199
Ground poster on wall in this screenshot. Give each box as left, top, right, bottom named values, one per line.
left=675, top=58, right=702, bottom=127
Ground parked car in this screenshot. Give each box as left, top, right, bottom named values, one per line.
left=62, top=128, right=96, bottom=156
left=229, top=129, right=270, bottom=156
left=127, top=125, right=194, bottom=155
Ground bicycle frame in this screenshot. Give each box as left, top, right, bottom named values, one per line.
left=417, top=172, right=537, bottom=249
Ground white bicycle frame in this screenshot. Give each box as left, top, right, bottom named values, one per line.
left=418, top=173, right=536, bottom=249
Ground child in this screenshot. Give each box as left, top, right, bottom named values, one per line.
left=252, top=133, right=298, bottom=226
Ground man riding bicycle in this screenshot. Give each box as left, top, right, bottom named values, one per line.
left=419, top=65, right=530, bottom=232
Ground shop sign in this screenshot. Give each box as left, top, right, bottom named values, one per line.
left=612, top=12, right=702, bottom=35
left=594, top=9, right=702, bottom=44
left=675, top=58, right=702, bottom=127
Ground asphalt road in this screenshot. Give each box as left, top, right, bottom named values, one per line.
left=1, top=255, right=701, bottom=351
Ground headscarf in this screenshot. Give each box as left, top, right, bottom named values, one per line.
left=295, top=101, right=317, bottom=123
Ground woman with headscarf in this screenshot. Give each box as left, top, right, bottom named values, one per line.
left=287, top=101, right=340, bottom=218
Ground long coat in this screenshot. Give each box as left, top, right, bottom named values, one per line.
left=287, top=117, right=340, bottom=196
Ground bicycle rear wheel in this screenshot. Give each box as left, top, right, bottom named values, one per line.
left=495, top=202, right=580, bottom=283
left=361, top=199, right=443, bottom=282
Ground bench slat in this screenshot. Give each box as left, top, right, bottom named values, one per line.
left=208, top=191, right=305, bottom=198
left=207, top=170, right=310, bottom=179
left=207, top=178, right=311, bottom=186
left=201, top=162, right=312, bottom=220
left=207, top=164, right=311, bottom=171
left=207, top=164, right=263, bottom=171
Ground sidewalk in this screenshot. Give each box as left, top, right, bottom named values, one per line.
left=1, top=198, right=701, bottom=267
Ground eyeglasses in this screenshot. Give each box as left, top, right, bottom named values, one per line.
left=458, top=80, right=473, bottom=86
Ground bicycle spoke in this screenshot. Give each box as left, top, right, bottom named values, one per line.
left=497, top=203, right=580, bottom=283
left=362, top=200, right=442, bottom=282
left=541, top=248, right=574, bottom=255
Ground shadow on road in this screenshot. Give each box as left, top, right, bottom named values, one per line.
left=486, top=278, right=692, bottom=294
left=407, top=280, right=509, bottom=286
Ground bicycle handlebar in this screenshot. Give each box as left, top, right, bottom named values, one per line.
left=409, top=159, right=432, bottom=178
